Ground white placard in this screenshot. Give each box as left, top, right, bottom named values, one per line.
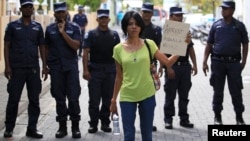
left=160, top=20, right=190, bottom=56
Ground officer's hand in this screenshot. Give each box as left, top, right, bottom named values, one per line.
left=192, top=66, right=198, bottom=76
left=42, top=67, right=49, bottom=81
left=202, top=63, right=209, bottom=76
left=167, top=67, right=175, bottom=79
left=83, top=71, right=91, bottom=80
left=240, top=62, right=246, bottom=70
left=57, top=20, right=66, bottom=34
left=4, top=67, right=12, bottom=80
left=185, top=32, right=192, bottom=44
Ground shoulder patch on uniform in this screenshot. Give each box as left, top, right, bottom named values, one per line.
left=32, top=27, right=39, bottom=31
left=216, top=26, right=221, bottom=29
left=66, top=30, right=73, bottom=34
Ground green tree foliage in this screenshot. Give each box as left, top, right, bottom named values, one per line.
left=183, top=0, right=220, bottom=14
left=143, top=0, right=163, bottom=6
left=64, top=0, right=101, bottom=11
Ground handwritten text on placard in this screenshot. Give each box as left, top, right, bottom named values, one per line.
left=160, top=20, right=190, bottom=56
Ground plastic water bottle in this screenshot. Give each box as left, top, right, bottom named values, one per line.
left=112, top=114, right=120, bottom=135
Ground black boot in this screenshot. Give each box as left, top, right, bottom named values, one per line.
left=72, top=121, right=81, bottom=138
left=236, top=114, right=245, bottom=125
left=55, top=121, right=68, bottom=138
left=214, top=113, right=223, bottom=125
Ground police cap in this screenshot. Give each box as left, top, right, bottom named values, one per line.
left=54, top=2, right=67, bottom=12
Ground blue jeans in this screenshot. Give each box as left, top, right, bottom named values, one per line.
left=120, top=95, right=156, bottom=141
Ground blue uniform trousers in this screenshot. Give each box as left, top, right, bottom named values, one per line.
left=5, top=68, right=41, bottom=131
left=50, top=69, right=81, bottom=122
left=88, top=63, right=115, bottom=127
left=164, top=64, right=192, bottom=123
left=210, top=59, right=244, bottom=114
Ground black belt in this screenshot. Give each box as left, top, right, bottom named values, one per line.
left=173, top=61, right=189, bottom=66
left=211, top=54, right=241, bottom=62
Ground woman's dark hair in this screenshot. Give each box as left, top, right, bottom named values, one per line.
left=121, top=10, right=145, bottom=37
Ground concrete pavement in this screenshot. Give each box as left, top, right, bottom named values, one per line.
left=0, top=25, right=249, bottom=141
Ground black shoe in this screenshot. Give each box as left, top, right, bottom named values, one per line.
left=152, top=126, right=157, bottom=131
left=56, top=128, right=68, bottom=138
left=180, top=120, right=194, bottom=128
left=236, top=116, right=245, bottom=125
left=72, top=121, right=81, bottom=138
left=214, top=115, right=223, bottom=125
left=56, top=121, right=68, bottom=138
left=88, top=126, right=98, bottom=133
left=72, top=130, right=81, bottom=138
left=3, top=131, right=13, bottom=138
left=165, top=122, right=173, bottom=129
left=26, top=129, right=43, bottom=138
left=101, top=124, right=112, bottom=132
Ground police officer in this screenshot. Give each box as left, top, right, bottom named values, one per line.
left=3, top=0, right=47, bottom=138
left=72, top=5, right=88, bottom=57
left=140, top=2, right=162, bottom=131
left=83, top=9, right=120, bottom=133
left=161, top=7, right=197, bottom=129
left=141, top=2, right=162, bottom=67
left=45, top=2, right=82, bottom=138
left=203, top=0, right=249, bottom=125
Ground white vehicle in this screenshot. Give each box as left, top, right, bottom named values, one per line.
left=151, top=6, right=167, bottom=28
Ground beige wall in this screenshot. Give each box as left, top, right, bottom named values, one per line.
left=0, top=16, right=14, bottom=72
left=0, top=11, right=97, bottom=73
left=0, top=0, right=6, bottom=16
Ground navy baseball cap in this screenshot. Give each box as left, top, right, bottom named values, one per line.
left=141, top=2, right=153, bottom=12
left=20, top=0, right=33, bottom=6
left=97, top=9, right=109, bottom=18
left=54, top=2, right=67, bottom=12
left=170, top=7, right=185, bottom=15
left=220, top=0, right=235, bottom=8
left=78, top=6, right=84, bottom=10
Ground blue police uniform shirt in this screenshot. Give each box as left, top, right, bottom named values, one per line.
left=4, top=18, right=45, bottom=68
left=208, top=18, right=249, bottom=55
left=83, top=28, right=120, bottom=63
left=72, top=13, right=88, bottom=31
left=45, top=21, right=81, bottom=71
left=142, top=23, right=162, bottom=46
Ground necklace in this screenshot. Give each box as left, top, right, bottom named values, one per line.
left=131, top=51, right=137, bottom=62
left=125, top=39, right=141, bottom=62
left=126, top=46, right=138, bottom=62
